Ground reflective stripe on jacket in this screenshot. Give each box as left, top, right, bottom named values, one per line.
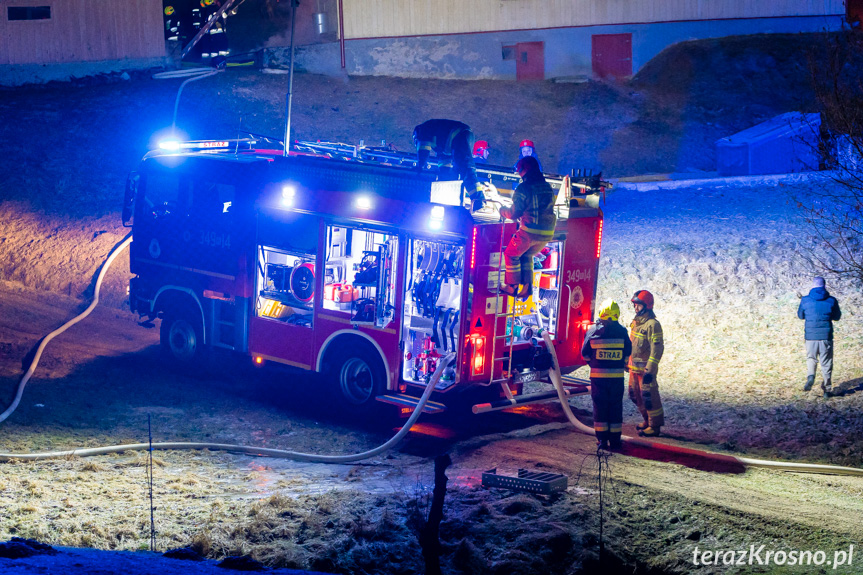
left=507, top=177, right=557, bottom=237
left=581, top=319, right=632, bottom=380
left=629, top=310, right=663, bottom=375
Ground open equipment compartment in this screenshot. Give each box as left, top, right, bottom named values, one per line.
left=401, top=238, right=466, bottom=387
left=256, top=245, right=316, bottom=327
left=323, top=225, right=398, bottom=327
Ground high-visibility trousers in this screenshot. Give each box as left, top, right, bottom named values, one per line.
left=503, top=228, right=547, bottom=286
left=591, top=379, right=624, bottom=443
left=628, top=371, right=664, bottom=428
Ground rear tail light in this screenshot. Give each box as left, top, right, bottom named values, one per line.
left=470, top=334, right=486, bottom=376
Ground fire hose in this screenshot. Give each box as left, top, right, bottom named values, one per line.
left=1, top=235, right=862, bottom=478
left=0, top=234, right=455, bottom=463
left=541, top=331, right=863, bottom=478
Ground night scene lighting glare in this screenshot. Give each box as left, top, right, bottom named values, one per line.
left=2, top=1, right=859, bottom=573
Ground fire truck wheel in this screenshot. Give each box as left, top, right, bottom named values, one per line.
left=160, top=310, right=204, bottom=367
left=326, top=342, right=385, bottom=409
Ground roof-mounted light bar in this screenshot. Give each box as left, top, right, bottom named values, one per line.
left=156, top=138, right=258, bottom=152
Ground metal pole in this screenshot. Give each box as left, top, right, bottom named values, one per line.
left=338, top=0, right=345, bottom=69
left=284, top=0, right=299, bottom=156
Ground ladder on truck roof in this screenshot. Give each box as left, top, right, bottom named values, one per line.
left=292, top=140, right=609, bottom=197
left=180, top=0, right=238, bottom=61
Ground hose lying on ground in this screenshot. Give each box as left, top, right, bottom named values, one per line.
left=1, top=234, right=861, bottom=478
left=0, top=233, right=454, bottom=463
left=0, top=234, right=133, bottom=426
left=0, top=353, right=454, bottom=463
left=541, top=331, right=863, bottom=478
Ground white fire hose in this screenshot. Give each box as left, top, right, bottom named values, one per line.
left=1, top=235, right=862, bottom=478
left=0, top=234, right=454, bottom=463
left=542, top=331, right=863, bottom=477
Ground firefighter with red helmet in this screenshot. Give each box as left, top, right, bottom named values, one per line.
left=472, top=140, right=490, bottom=164
left=628, top=289, right=665, bottom=436
left=413, top=119, right=485, bottom=211
left=513, top=139, right=544, bottom=172
left=499, top=156, right=556, bottom=297
left=582, top=299, right=632, bottom=450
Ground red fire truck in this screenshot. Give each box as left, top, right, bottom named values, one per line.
left=121, top=139, right=605, bottom=417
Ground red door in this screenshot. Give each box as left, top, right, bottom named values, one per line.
left=592, top=33, right=632, bottom=79
left=849, top=0, right=863, bottom=25
left=516, top=42, right=544, bottom=82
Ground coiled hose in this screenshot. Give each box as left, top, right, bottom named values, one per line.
left=541, top=331, right=863, bottom=477
left=0, top=234, right=455, bottom=463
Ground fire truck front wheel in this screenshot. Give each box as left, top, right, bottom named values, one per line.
left=160, top=310, right=204, bottom=367
left=325, top=343, right=385, bottom=410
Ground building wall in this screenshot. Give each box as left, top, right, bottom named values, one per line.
left=341, top=0, right=845, bottom=39
left=292, top=14, right=844, bottom=80
left=0, top=0, right=164, bottom=65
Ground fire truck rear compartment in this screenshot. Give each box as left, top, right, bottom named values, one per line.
left=402, top=239, right=465, bottom=389
left=400, top=233, right=564, bottom=393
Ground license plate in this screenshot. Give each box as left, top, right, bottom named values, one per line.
left=514, top=370, right=544, bottom=384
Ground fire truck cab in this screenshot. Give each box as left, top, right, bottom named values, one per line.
left=122, top=140, right=605, bottom=417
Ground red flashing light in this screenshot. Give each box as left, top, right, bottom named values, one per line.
left=254, top=356, right=264, bottom=365
left=470, top=334, right=486, bottom=376
left=470, top=227, right=478, bottom=269
left=595, top=219, right=604, bottom=259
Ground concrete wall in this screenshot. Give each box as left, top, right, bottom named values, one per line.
left=286, top=14, right=844, bottom=80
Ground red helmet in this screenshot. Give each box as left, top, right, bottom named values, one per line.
left=519, top=139, right=535, bottom=148
left=631, top=290, right=654, bottom=311
left=473, top=140, right=489, bottom=155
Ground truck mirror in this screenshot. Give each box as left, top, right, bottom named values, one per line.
left=122, top=171, right=139, bottom=227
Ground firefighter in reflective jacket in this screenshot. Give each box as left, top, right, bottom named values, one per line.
left=413, top=119, right=485, bottom=212
left=628, top=290, right=664, bottom=437
left=197, top=0, right=229, bottom=61
left=582, top=299, right=632, bottom=450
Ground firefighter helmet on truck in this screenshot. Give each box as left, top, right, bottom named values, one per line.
left=473, top=140, right=489, bottom=157
left=597, top=299, right=620, bottom=322
left=631, top=290, right=654, bottom=314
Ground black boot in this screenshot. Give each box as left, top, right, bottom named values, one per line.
left=803, top=375, right=814, bottom=391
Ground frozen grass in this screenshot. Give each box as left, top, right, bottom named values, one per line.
left=577, top=180, right=863, bottom=464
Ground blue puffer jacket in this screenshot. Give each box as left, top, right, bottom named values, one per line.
left=797, top=287, right=841, bottom=340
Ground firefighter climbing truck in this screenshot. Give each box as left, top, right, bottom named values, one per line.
left=121, top=139, right=606, bottom=417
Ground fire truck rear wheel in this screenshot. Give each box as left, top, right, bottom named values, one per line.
left=326, top=342, right=385, bottom=410
left=160, top=311, right=203, bottom=367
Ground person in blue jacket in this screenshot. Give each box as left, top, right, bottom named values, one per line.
left=797, top=276, right=842, bottom=398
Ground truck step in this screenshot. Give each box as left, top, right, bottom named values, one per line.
left=472, top=388, right=588, bottom=414
left=376, top=393, right=446, bottom=415
left=560, top=374, right=591, bottom=389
